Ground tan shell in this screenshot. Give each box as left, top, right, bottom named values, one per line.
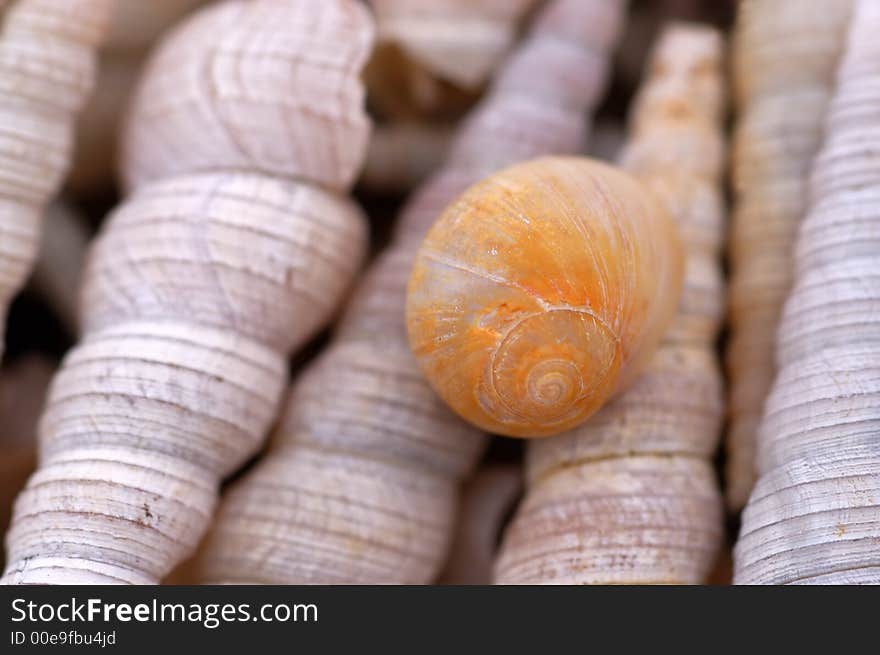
left=0, top=0, right=112, bottom=359
left=725, top=0, right=852, bottom=511
left=2, top=0, right=373, bottom=585
left=195, top=0, right=626, bottom=585
left=406, top=157, right=683, bottom=438
left=496, top=23, right=727, bottom=584
left=734, top=0, right=880, bottom=585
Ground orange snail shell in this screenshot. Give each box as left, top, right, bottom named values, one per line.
left=405, top=156, right=683, bottom=437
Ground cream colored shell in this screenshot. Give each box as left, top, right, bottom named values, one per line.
left=725, top=0, right=852, bottom=511
left=734, top=0, right=880, bottom=585
left=121, top=0, right=372, bottom=192
left=2, top=0, right=373, bottom=585
left=406, top=156, right=683, bottom=438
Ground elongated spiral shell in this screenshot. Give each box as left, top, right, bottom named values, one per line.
left=2, top=0, right=373, bottom=585
left=0, top=0, right=111, bottom=358
left=734, top=0, right=880, bottom=585
left=195, top=0, right=626, bottom=584
left=725, top=0, right=852, bottom=511
left=496, top=23, right=727, bottom=584
left=406, top=156, right=683, bottom=438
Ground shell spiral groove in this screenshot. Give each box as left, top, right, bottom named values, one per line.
left=406, top=156, right=683, bottom=438
left=490, top=309, right=619, bottom=428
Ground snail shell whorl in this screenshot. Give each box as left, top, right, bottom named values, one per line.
left=121, top=0, right=373, bottom=192
left=80, top=173, right=367, bottom=351
left=406, top=156, right=683, bottom=438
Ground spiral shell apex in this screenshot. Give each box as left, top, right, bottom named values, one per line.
left=406, top=156, right=684, bottom=437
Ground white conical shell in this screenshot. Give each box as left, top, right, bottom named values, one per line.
left=734, top=0, right=880, bottom=585
left=725, top=0, right=853, bottom=511
left=2, top=0, right=373, bottom=585
left=121, top=0, right=372, bottom=192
